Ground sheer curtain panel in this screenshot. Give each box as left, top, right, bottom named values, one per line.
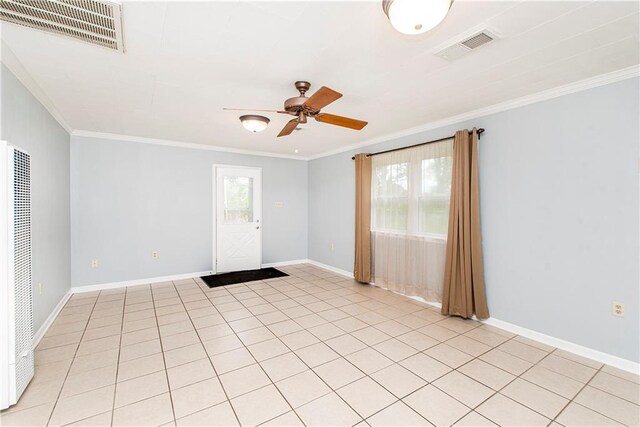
left=371, top=139, right=453, bottom=303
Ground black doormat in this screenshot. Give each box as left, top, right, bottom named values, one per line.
left=201, top=267, right=288, bottom=288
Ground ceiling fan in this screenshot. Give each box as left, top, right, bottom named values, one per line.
left=224, top=81, right=368, bottom=137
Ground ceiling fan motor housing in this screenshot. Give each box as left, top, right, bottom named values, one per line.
left=284, top=97, right=317, bottom=115
left=284, top=81, right=318, bottom=117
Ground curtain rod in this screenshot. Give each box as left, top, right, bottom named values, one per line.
left=351, top=128, right=485, bottom=160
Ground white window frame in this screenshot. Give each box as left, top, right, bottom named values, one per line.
left=371, top=149, right=452, bottom=241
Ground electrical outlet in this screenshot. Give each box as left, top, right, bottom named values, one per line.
left=91, top=259, right=99, bottom=268
left=612, top=302, right=625, bottom=317
left=330, top=243, right=334, bottom=251
left=274, top=201, right=284, bottom=208
left=152, top=251, right=159, bottom=259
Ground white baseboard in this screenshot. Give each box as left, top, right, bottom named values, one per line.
left=63, top=259, right=639, bottom=374
left=71, top=262, right=312, bottom=293
left=306, top=259, right=354, bottom=279
left=483, top=317, right=639, bottom=374
left=306, top=259, right=639, bottom=374
left=70, top=270, right=213, bottom=294
left=32, top=290, right=72, bottom=349
left=262, top=259, right=309, bottom=268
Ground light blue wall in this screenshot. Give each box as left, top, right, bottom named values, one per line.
left=71, top=136, right=308, bottom=287
left=1, top=65, right=71, bottom=332
left=309, top=78, right=640, bottom=363
left=5, top=56, right=637, bottom=363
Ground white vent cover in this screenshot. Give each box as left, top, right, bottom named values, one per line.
left=9, top=148, right=33, bottom=403
left=0, top=0, right=125, bottom=52
left=0, top=143, right=33, bottom=410
left=435, top=29, right=498, bottom=61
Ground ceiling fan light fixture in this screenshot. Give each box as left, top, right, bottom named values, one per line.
left=382, top=0, right=452, bottom=35
left=239, top=115, right=270, bottom=132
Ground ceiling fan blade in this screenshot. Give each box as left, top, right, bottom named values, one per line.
left=315, top=113, right=368, bottom=130
left=303, top=86, right=342, bottom=111
left=223, top=107, right=288, bottom=113
left=277, top=119, right=299, bottom=137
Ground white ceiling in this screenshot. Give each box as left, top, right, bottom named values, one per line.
left=2, top=0, right=639, bottom=157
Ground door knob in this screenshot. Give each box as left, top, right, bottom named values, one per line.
left=256, top=226, right=260, bottom=230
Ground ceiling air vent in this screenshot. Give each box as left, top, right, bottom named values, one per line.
left=0, top=0, right=125, bottom=52
left=435, top=29, right=498, bottom=61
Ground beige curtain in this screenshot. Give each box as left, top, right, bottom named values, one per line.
left=354, top=153, right=372, bottom=283
left=442, top=128, right=490, bottom=319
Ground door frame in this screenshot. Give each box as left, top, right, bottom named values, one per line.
left=211, top=164, right=263, bottom=275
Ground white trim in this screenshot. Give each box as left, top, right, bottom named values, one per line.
left=70, top=270, right=213, bottom=294
left=262, top=259, right=309, bottom=268
left=405, top=293, right=442, bottom=310
left=482, top=317, right=639, bottom=374
left=44, top=258, right=640, bottom=375
left=74, top=61, right=638, bottom=162
left=0, top=42, right=73, bottom=134
left=307, top=65, right=640, bottom=160
left=31, top=291, right=71, bottom=350
left=3, top=46, right=637, bottom=161
left=306, top=259, right=354, bottom=279
left=308, top=258, right=639, bottom=374
left=72, top=131, right=307, bottom=161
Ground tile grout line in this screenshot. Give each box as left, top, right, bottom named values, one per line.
left=213, top=272, right=489, bottom=425
left=108, top=286, right=128, bottom=426
left=253, top=287, right=550, bottom=426
left=217, top=272, right=373, bottom=424
left=239, top=273, right=443, bottom=424
left=44, top=292, right=101, bottom=426
left=225, top=267, right=640, bottom=421
left=446, top=334, right=551, bottom=426
left=24, top=264, right=638, bottom=427
left=244, top=275, right=371, bottom=426
left=149, top=283, right=179, bottom=425
left=169, top=278, right=243, bottom=425
left=219, top=276, right=329, bottom=425
left=550, top=364, right=624, bottom=426
left=170, top=273, right=496, bottom=425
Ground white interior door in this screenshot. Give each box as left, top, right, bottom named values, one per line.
left=216, top=167, right=262, bottom=273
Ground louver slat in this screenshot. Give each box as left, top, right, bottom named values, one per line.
left=435, top=29, right=498, bottom=62
left=0, top=0, right=124, bottom=52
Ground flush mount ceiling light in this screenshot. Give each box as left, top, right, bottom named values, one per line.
left=239, top=115, right=270, bottom=132
left=382, top=0, right=452, bottom=35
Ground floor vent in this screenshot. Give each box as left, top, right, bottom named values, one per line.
left=435, top=29, right=498, bottom=61
left=0, top=0, right=125, bottom=52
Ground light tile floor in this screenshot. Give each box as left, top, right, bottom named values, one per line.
left=1, top=264, right=638, bottom=426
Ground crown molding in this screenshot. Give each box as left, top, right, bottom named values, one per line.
left=308, top=65, right=640, bottom=160
left=71, top=130, right=309, bottom=161
left=4, top=42, right=637, bottom=161
left=1, top=41, right=73, bottom=134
